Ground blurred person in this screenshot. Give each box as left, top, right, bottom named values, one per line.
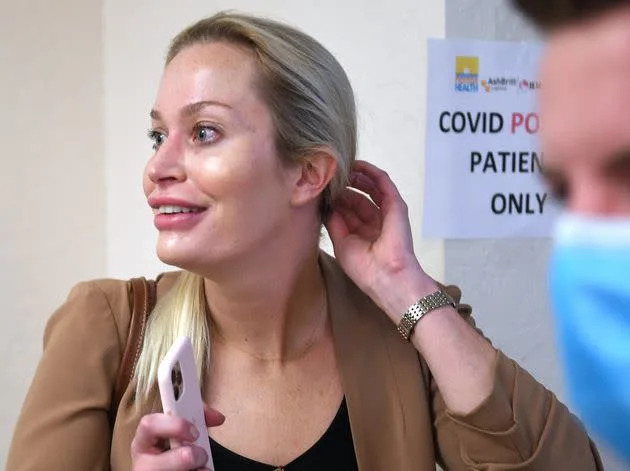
left=7, top=11, right=602, bottom=471
left=515, top=0, right=630, bottom=463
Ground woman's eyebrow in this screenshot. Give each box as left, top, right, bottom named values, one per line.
left=181, top=100, right=232, bottom=118
left=149, top=100, right=233, bottom=121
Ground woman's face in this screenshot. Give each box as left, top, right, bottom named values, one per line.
left=144, top=41, right=298, bottom=271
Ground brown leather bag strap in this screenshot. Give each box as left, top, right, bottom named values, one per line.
left=110, top=277, right=156, bottom=425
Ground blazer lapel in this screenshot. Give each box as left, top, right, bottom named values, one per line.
left=320, top=253, right=436, bottom=471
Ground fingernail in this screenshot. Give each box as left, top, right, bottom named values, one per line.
left=193, top=446, right=208, bottom=465
left=190, top=425, right=200, bottom=440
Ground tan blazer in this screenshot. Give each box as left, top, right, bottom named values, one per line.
left=7, top=253, right=602, bottom=470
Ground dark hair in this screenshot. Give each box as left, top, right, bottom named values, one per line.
left=513, top=0, right=630, bottom=28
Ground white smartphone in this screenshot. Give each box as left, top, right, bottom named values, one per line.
left=158, top=336, right=214, bottom=470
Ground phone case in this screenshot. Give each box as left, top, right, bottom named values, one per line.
left=158, top=336, right=214, bottom=470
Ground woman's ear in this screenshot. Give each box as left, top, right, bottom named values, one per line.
left=290, top=149, right=337, bottom=208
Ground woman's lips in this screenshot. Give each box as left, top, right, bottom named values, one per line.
left=153, top=209, right=207, bottom=231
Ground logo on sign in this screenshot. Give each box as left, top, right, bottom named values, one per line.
left=455, top=56, right=479, bottom=92
left=480, top=78, right=541, bottom=93
left=481, top=77, right=519, bottom=93
left=519, top=79, right=542, bottom=91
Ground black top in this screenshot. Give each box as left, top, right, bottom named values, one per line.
left=209, top=398, right=359, bottom=470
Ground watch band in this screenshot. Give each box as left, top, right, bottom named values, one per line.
left=397, top=290, right=456, bottom=341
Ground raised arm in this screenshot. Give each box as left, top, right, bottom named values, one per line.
left=326, top=159, right=602, bottom=469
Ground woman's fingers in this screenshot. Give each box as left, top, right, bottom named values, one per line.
left=350, top=161, right=409, bottom=230
left=133, top=445, right=208, bottom=471
left=338, top=188, right=382, bottom=228
left=349, top=171, right=384, bottom=207
left=330, top=202, right=380, bottom=243
left=328, top=160, right=411, bottom=250
left=325, top=208, right=350, bottom=244
left=335, top=203, right=365, bottom=236
left=352, top=160, right=404, bottom=208
left=132, top=414, right=199, bottom=454
left=131, top=412, right=218, bottom=470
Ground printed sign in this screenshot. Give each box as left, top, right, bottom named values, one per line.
left=423, top=39, right=557, bottom=238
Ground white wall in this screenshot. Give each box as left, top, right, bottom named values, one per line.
left=0, top=0, right=106, bottom=464
left=103, top=0, right=446, bottom=281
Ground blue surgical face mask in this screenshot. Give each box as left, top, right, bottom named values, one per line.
left=550, top=213, right=630, bottom=463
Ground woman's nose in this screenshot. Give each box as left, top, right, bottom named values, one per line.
left=146, top=135, right=186, bottom=185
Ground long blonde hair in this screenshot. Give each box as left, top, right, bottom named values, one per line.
left=134, top=11, right=357, bottom=400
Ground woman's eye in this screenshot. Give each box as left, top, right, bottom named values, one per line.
left=148, top=130, right=166, bottom=150
left=193, top=125, right=220, bottom=144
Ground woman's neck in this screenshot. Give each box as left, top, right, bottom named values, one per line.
left=203, top=245, right=329, bottom=364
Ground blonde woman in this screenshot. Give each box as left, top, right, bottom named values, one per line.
left=8, top=12, right=601, bottom=471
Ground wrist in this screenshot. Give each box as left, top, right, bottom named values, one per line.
left=409, top=303, right=460, bottom=351
left=371, top=264, right=440, bottom=323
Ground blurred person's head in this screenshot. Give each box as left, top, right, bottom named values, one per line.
left=514, top=0, right=630, bottom=462
left=515, top=0, right=630, bottom=214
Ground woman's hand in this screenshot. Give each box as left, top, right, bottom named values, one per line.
left=327, top=161, right=498, bottom=415
left=131, top=405, right=224, bottom=471
left=326, top=160, right=437, bottom=321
